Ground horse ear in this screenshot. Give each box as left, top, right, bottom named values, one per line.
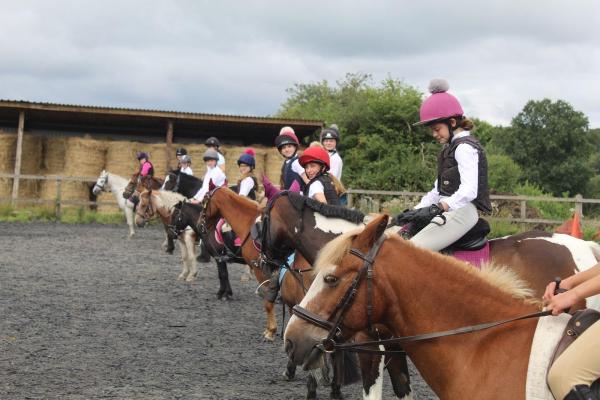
left=208, top=179, right=216, bottom=191
left=354, top=214, right=389, bottom=250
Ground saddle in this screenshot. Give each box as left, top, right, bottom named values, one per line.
left=442, top=218, right=490, bottom=252
left=549, top=309, right=600, bottom=371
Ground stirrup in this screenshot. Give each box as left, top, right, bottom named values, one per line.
left=564, top=384, right=598, bottom=400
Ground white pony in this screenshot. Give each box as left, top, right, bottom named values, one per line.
left=92, top=170, right=136, bottom=238
left=135, top=189, right=198, bottom=282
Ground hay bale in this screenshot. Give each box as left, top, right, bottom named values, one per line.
left=42, top=137, right=67, bottom=174
left=105, top=140, right=140, bottom=178
left=185, top=144, right=206, bottom=177
left=149, top=143, right=168, bottom=178
left=265, top=148, right=284, bottom=186
left=96, top=191, right=120, bottom=214
left=63, top=137, right=107, bottom=177
left=0, top=133, right=15, bottom=200
left=18, top=135, right=43, bottom=198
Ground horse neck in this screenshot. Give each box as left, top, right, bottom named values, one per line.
left=378, top=238, right=537, bottom=396
left=152, top=191, right=181, bottom=223
left=107, top=173, right=128, bottom=192
left=212, top=190, right=258, bottom=237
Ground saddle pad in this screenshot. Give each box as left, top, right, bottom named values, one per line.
left=215, top=218, right=226, bottom=245
left=452, top=242, right=490, bottom=269
left=526, top=313, right=570, bottom=400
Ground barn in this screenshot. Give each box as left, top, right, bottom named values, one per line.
left=0, top=100, right=322, bottom=209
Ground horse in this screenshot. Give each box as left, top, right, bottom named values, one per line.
left=284, top=214, right=564, bottom=399
left=125, top=173, right=175, bottom=254
left=135, top=189, right=198, bottom=281
left=262, top=192, right=600, bottom=305
left=92, top=170, right=136, bottom=238
left=262, top=191, right=412, bottom=400
left=162, top=170, right=203, bottom=198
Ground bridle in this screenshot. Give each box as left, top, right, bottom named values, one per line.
left=136, top=191, right=155, bottom=224
left=93, top=173, right=108, bottom=194
left=292, top=234, right=552, bottom=355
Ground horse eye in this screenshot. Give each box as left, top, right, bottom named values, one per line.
left=323, top=274, right=339, bottom=286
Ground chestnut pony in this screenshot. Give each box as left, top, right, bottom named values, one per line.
left=285, top=214, right=549, bottom=399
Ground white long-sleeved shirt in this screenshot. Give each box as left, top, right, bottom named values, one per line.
left=415, top=131, right=479, bottom=211
left=180, top=166, right=193, bottom=176
left=194, top=166, right=227, bottom=201
left=328, top=151, right=343, bottom=180
left=238, top=176, right=255, bottom=197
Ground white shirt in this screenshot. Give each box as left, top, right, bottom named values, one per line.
left=194, top=166, right=227, bottom=201
left=415, top=131, right=479, bottom=212
left=328, top=151, right=343, bottom=180
left=286, top=157, right=304, bottom=175
left=238, top=176, right=255, bottom=197
left=180, top=166, right=193, bottom=176
left=217, top=153, right=225, bottom=167
left=305, top=180, right=324, bottom=200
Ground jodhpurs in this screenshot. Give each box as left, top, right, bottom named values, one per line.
left=548, top=320, right=600, bottom=399
left=410, top=202, right=479, bottom=252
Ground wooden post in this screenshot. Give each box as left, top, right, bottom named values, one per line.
left=11, top=111, right=25, bottom=205
left=575, top=194, right=583, bottom=216
left=165, top=120, right=174, bottom=171
left=347, top=192, right=353, bottom=208
left=520, top=199, right=527, bottom=221
left=55, top=177, right=62, bottom=220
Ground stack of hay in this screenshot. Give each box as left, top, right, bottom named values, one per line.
left=61, top=137, right=107, bottom=208
left=265, top=148, right=284, bottom=186
left=0, top=133, right=16, bottom=200
left=149, top=143, right=168, bottom=178
left=0, top=133, right=43, bottom=202
left=40, top=137, right=67, bottom=205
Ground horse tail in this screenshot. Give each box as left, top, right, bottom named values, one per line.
left=586, top=240, right=600, bottom=262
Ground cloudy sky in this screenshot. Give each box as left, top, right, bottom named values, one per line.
left=1, top=0, right=599, bottom=126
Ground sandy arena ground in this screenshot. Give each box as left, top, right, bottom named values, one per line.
left=0, top=222, right=437, bottom=399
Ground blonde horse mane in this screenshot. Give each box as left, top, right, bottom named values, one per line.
left=315, top=229, right=537, bottom=303
left=153, top=190, right=186, bottom=210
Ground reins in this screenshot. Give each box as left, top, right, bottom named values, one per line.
left=292, top=234, right=552, bottom=356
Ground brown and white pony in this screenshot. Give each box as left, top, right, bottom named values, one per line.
left=285, top=214, right=554, bottom=399
left=135, top=189, right=198, bottom=281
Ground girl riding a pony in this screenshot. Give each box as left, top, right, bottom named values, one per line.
left=236, top=148, right=258, bottom=200
left=320, top=124, right=343, bottom=180
left=299, top=144, right=339, bottom=206
left=275, top=126, right=306, bottom=191
left=179, top=155, right=193, bottom=176
left=205, top=136, right=226, bottom=172
left=407, top=79, right=491, bottom=251
left=192, top=149, right=227, bottom=203
left=545, top=267, right=600, bottom=400
left=137, top=151, right=154, bottom=177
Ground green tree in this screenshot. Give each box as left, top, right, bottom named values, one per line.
left=487, top=154, right=522, bottom=192
left=277, top=73, right=438, bottom=191
left=494, top=99, right=593, bottom=196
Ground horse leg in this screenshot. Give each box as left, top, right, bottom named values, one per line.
left=385, top=350, right=413, bottom=400
left=178, top=238, right=189, bottom=281
left=163, top=224, right=174, bottom=254
left=283, top=358, right=296, bottom=381
left=125, top=206, right=135, bottom=238
left=184, top=234, right=198, bottom=282
left=262, top=299, right=277, bottom=341
left=357, top=349, right=384, bottom=400
left=216, top=261, right=232, bottom=300
left=306, top=370, right=318, bottom=400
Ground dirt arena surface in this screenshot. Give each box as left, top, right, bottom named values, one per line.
left=0, top=222, right=437, bottom=399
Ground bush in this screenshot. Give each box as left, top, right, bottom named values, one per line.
left=514, top=182, right=572, bottom=220
left=487, top=154, right=522, bottom=192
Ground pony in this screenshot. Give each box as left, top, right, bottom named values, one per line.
left=135, top=189, right=198, bottom=281
left=92, top=170, right=136, bottom=238
left=262, top=192, right=600, bottom=304
left=284, top=214, right=557, bottom=399
left=162, top=170, right=203, bottom=198
left=262, top=191, right=412, bottom=400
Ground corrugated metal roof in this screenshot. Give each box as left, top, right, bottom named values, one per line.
left=0, top=99, right=323, bottom=126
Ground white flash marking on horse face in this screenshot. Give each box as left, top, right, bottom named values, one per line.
left=314, top=213, right=361, bottom=235
left=254, top=215, right=261, bottom=224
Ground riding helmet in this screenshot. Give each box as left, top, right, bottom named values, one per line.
left=414, top=79, right=464, bottom=126
left=299, top=146, right=330, bottom=171
left=275, top=126, right=300, bottom=150
left=203, top=149, right=220, bottom=161
left=137, top=151, right=149, bottom=160
left=237, top=153, right=255, bottom=168
left=320, top=124, right=340, bottom=143
left=205, top=137, right=221, bottom=148
left=176, top=147, right=187, bottom=156
left=180, top=155, right=191, bottom=164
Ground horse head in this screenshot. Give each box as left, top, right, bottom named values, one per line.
left=135, top=189, right=155, bottom=227
left=284, top=213, right=389, bottom=370
left=167, top=200, right=187, bottom=239
left=92, top=170, right=109, bottom=196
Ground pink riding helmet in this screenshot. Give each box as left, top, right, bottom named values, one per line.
left=415, top=79, right=464, bottom=126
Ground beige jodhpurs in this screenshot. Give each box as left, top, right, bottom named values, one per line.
left=548, top=320, right=600, bottom=399
left=410, top=202, right=479, bottom=252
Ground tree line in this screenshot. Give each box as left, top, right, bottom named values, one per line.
left=276, top=73, right=600, bottom=199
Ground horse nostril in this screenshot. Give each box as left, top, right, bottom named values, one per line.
left=284, top=339, right=294, bottom=356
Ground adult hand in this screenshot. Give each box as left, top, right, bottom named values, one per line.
left=545, top=290, right=579, bottom=316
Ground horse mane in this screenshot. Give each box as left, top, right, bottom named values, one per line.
left=154, top=190, right=186, bottom=208
left=286, top=192, right=365, bottom=224
left=315, top=230, right=537, bottom=303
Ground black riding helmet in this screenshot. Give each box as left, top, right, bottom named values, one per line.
left=176, top=147, right=187, bottom=156
left=205, top=137, right=221, bottom=148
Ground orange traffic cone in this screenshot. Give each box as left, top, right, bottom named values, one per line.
left=556, top=212, right=583, bottom=239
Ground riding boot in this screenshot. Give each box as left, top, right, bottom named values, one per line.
left=257, top=270, right=279, bottom=302
left=564, top=385, right=598, bottom=400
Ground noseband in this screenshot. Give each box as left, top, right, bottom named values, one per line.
left=293, top=234, right=387, bottom=352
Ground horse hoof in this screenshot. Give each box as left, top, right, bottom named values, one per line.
left=222, top=294, right=233, bottom=301
left=330, top=390, right=344, bottom=400
left=216, top=291, right=224, bottom=300
left=177, top=275, right=186, bottom=281
left=283, top=370, right=295, bottom=381
left=263, top=333, right=275, bottom=342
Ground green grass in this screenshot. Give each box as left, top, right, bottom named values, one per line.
left=0, top=205, right=125, bottom=224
